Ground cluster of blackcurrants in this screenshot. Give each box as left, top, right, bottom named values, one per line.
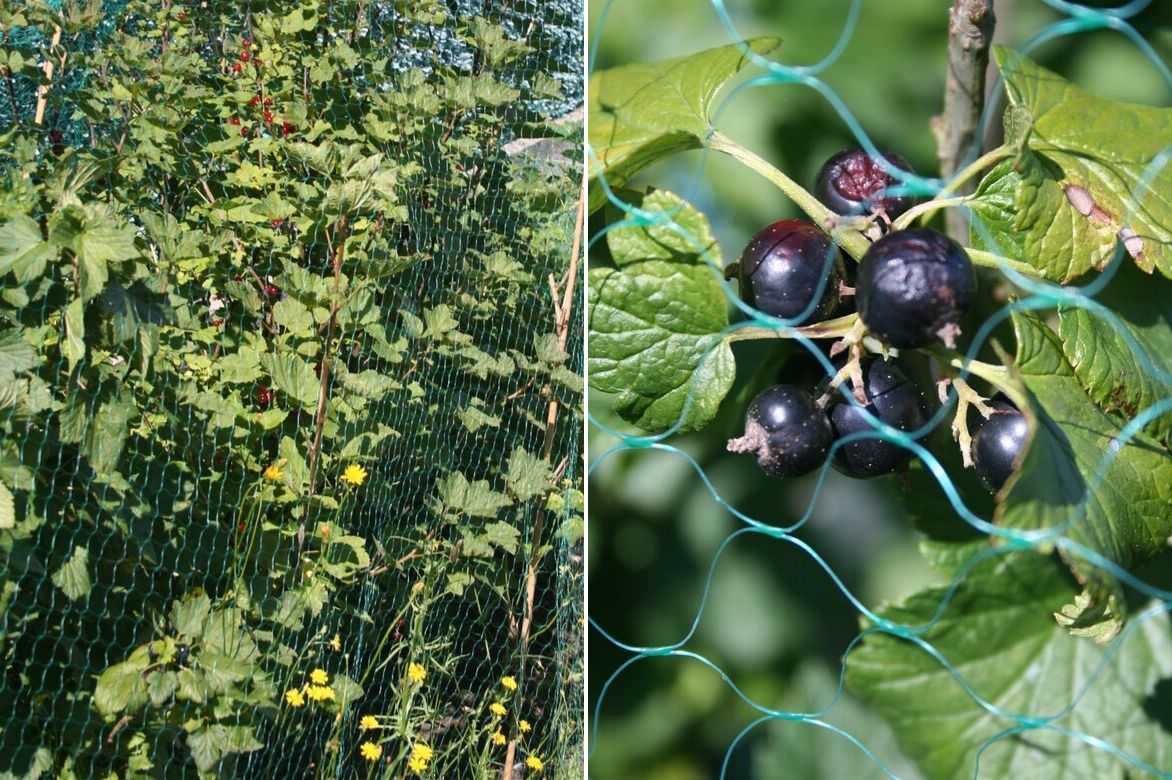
left=727, top=150, right=1027, bottom=492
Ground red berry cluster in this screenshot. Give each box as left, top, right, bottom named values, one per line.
left=226, top=46, right=296, bottom=139
left=229, top=38, right=262, bottom=75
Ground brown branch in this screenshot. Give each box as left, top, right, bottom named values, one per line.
left=930, top=0, right=995, bottom=242
left=502, top=174, right=585, bottom=780
left=301, top=216, right=349, bottom=547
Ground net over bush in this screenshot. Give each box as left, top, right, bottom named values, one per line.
left=0, top=1, right=583, bottom=777
left=587, top=1, right=1172, bottom=777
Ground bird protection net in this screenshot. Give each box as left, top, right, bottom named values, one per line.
left=587, top=1, right=1172, bottom=778
left=0, top=1, right=583, bottom=778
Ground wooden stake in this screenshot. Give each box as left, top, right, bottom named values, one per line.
left=501, top=173, right=585, bottom=780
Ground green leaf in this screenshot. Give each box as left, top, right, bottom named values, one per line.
left=84, top=390, right=136, bottom=475
left=458, top=405, right=500, bottom=433
left=188, top=725, right=260, bottom=773
left=1056, top=261, right=1172, bottom=447
left=588, top=189, right=733, bottom=432
left=147, top=670, right=178, bottom=707
left=533, top=332, right=567, bottom=365
left=588, top=38, right=779, bottom=211
left=846, top=551, right=1172, bottom=779
left=482, top=521, right=520, bottom=554
left=218, top=346, right=263, bottom=384
left=273, top=297, right=314, bottom=336
left=63, top=297, right=86, bottom=372
left=331, top=673, right=364, bottom=707
left=171, top=593, right=211, bottom=637
left=176, top=668, right=207, bottom=704
left=279, top=436, right=309, bottom=493
left=94, top=647, right=151, bottom=718
left=260, top=352, right=319, bottom=409
left=445, top=571, right=473, bottom=596
left=51, top=545, right=91, bottom=601
left=997, top=313, right=1172, bottom=637
left=422, top=304, right=461, bottom=341
left=505, top=447, right=551, bottom=502
left=971, top=49, right=1172, bottom=281
left=435, top=471, right=512, bottom=519
left=0, top=330, right=38, bottom=374
left=0, top=215, right=52, bottom=279
left=50, top=207, right=139, bottom=302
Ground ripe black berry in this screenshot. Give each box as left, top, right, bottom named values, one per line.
left=823, top=358, right=927, bottom=478
left=727, top=385, right=832, bottom=478
left=815, top=149, right=918, bottom=219
left=857, top=228, right=975, bottom=348
left=738, top=219, right=842, bottom=323
left=973, top=400, right=1029, bottom=492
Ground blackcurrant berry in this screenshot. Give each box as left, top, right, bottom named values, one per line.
left=815, top=149, right=918, bottom=219
left=857, top=228, right=975, bottom=348
left=973, top=400, right=1029, bottom=493
left=727, top=385, right=832, bottom=478
left=823, top=358, right=927, bottom=478
left=738, top=219, right=842, bottom=323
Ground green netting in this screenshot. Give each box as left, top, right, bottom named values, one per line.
left=588, top=1, right=1172, bottom=778
left=0, top=1, right=582, bottom=778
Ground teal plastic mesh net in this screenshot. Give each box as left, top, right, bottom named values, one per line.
left=588, top=1, right=1172, bottom=777
left=0, top=1, right=582, bottom=778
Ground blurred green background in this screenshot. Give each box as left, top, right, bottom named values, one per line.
left=586, top=1, right=1172, bottom=778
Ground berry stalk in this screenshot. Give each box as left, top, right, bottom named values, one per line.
left=705, top=131, right=872, bottom=261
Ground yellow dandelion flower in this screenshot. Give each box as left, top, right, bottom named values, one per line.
left=526, top=755, right=544, bottom=772
left=310, top=668, right=329, bottom=686
left=407, top=662, right=427, bottom=683
left=341, top=463, right=368, bottom=486
left=263, top=462, right=283, bottom=481
left=519, top=719, right=531, bottom=733
left=328, top=633, right=342, bottom=652
left=491, top=730, right=506, bottom=746
left=489, top=701, right=506, bottom=717
left=501, top=675, right=518, bottom=691
left=306, top=684, right=335, bottom=702
left=359, top=741, right=382, bottom=762
left=359, top=715, right=379, bottom=731
left=407, top=756, right=427, bottom=774
left=284, top=689, right=305, bottom=708
left=411, top=743, right=433, bottom=763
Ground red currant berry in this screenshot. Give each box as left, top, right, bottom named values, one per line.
left=227, top=116, right=240, bottom=126
left=282, top=121, right=295, bottom=137
left=231, top=62, right=243, bottom=74
left=249, top=95, right=261, bottom=107
left=256, top=385, right=273, bottom=408
left=240, top=50, right=251, bottom=63
left=262, top=110, right=273, bottom=124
